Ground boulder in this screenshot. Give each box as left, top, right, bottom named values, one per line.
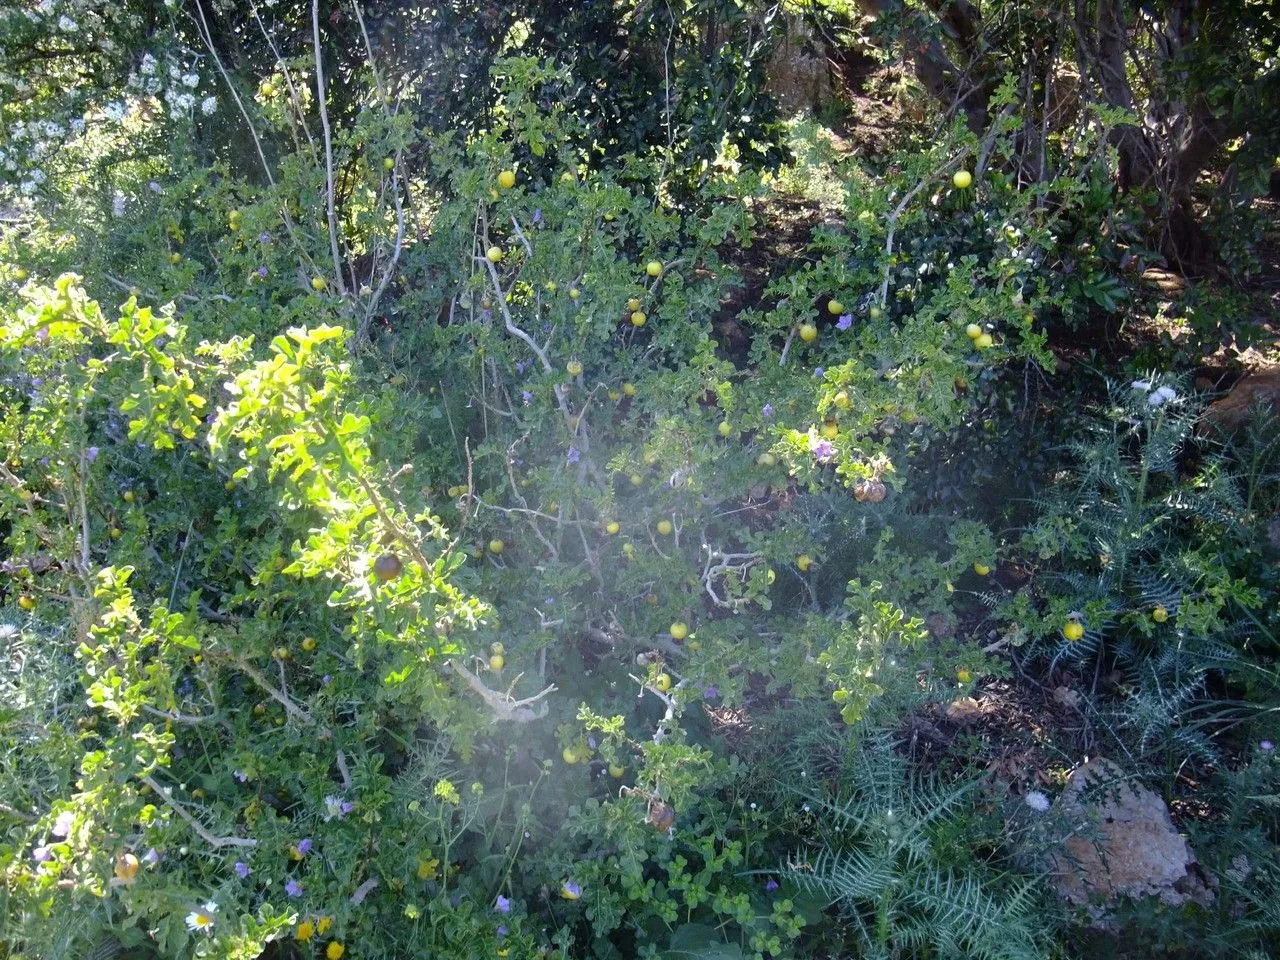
left=1203, top=370, right=1280, bottom=430
left=1049, top=760, right=1214, bottom=918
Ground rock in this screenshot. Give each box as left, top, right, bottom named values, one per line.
left=1203, top=370, right=1280, bottom=430
left=1049, top=760, right=1214, bottom=919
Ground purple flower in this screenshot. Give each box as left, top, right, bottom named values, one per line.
left=495, top=895, right=511, bottom=914
left=545, top=597, right=555, bottom=606
left=813, top=367, right=824, bottom=379
left=259, top=232, right=271, bottom=244
left=234, top=861, right=251, bottom=879
left=1262, top=740, right=1275, bottom=752
left=810, top=438, right=834, bottom=461
left=35, top=327, right=49, bottom=342
left=32, top=845, right=52, bottom=863
left=497, top=924, right=509, bottom=938
left=567, top=446, right=580, bottom=464
left=521, top=390, right=533, bottom=406
left=515, top=361, right=527, bottom=374
left=587, top=736, right=598, bottom=750
left=341, top=801, right=354, bottom=814
left=836, top=313, right=852, bottom=330
left=761, top=403, right=773, bottom=418
left=233, top=770, right=247, bottom=783
left=256, top=265, right=269, bottom=278
left=765, top=878, right=779, bottom=892
left=560, top=880, right=582, bottom=900
left=532, top=208, right=542, bottom=225
left=144, top=848, right=161, bottom=865
left=51, top=811, right=74, bottom=838
left=296, top=838, right=312, bottom=856
left=84, top=447, right=99, bottom=463
left=322, top=674, right=333, bottom=685
left=285, top=879, right=302, bottom=897
left=703, top=686, right=719, bottom=700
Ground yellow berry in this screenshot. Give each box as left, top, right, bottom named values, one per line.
left=488, top=539, right=505, bottom=555
left=798, top=323, right=818, bottom=342
left=169, top=252, right=182, bottom=265
left=630, top=311, right=647, bottom=327
left=1063, top=621, right=1085, bottom=642
left=630, top=474, right=644, bottom=486
left=497, top=170, right=516, bottom=189
left=1152, top=606, right=1169, bottom=623
left=562, top=746, right=580, bottom=765
left=301, top=637, right=317, bottom=652
left=718, top=421, right=732, bottom=437
left=566, top=359, right=583, bottom=377
left=310, top=276, right=326, bottom=291
left=383, top=157, right=395, bottom=171
left=669, top=622, right=688, bottom=641
left=957, top=668, right=973, bottom=684
left=605, top=521, right=620, bottom=535
left=833, top=391, right=851, bottom=409
left=654, top=672, right=672, bottom=692
left=827, top=299, right=844, bottom=315
left=821, top=420, right=839, bottom=439
left=608, top=763, right=625, bottom=778
left=656, top=520, right=673, bottom=536
left=486, top=246, right=504, bottom=263
left=646, top=261, right=663, bottom=277
left=973, top=563, right=991, bottom=576
left=797, top=554, right=813, bottom=572
left=757, top=452, right=776, bottom=466
left=489, top=654, right=505, bottom=671
left=17, top=594, right=35, bottom=611
left=975, top=333, right=993, bottom=349
left=627, top=298, right=642, bottom=311
left=622, top=382, right=636, bottom=397
left=953, top=169, right=973, bottom=189
left=966, top=323, right=983, bottom=340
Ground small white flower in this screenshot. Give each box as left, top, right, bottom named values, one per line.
left=38, top=0, right=54, bottom=14
left=140, top=54, right=157, bottom=76
left=185, top=901, right=217, bottom=933
left=182, top=72, right=199, bottom=88
left=70, top=118, right=85, bottom=135
left=201, top=96, right=217, bottom=115
left=1131, top=379, right=1152, bottom=392
left=112, top=191, right=126, bottom=217
left=1153, top=385, right=1177, bottom=405
left=105, top=102, right=126, bottom=122
left=19, top=180, right=36, bottom=196
left=58, top=15, right=77, bottom=32
left=1024, top=790, right=1050, bottom=813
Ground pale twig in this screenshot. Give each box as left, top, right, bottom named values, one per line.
left=141, top=775, right=257, bottom=848
left=311, top=0, right=347, bottom=296
left=233, top=657, right=315, bottom=726
left=880, top=151, right=966, bottom=306
left=628, top=674, right=686, bottom=744
left=450, top=659, right=556, bottom=723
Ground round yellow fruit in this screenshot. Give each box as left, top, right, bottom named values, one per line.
left=260, top=81, right=276, bottom=97
left=273, top=646, right=290, bottom=661
left=383, top=157, right=395, bottom=171
left=569, top=287, right=580, bottom=299
left=608, top=390, right=621, bottom=401
left=627, top=298, right=642, bottom=311
left=718, top=421, right=732, bottom=438
left=798, top=323, right=818, bottom=342
left=13, top=267, right=29, bottom=281
left=562, top=746, right=580, bottom=765
left=566, top=359, right=583, bottom=377
left=1063, top=621, right=1085, bottom=642
left=497, top=170, right=516, bottom=190
left=975, top=333, right=994, bottom=349
left=253, top=703, right=266, bottom=716
left=957, top=668, right=973, bottom=684
left=827, top=299, right=845, bottom=315
left=630, top=473, right=644, bottom=486
left=169, top=252, right=182, bottom=265
left=301, top=637, right=317, bottom=652
left=630, top=311, right=647, bottom=327
left=973, top=563, right=991, bottom=576
left=545, top=281, right=557, bottom=293
left=605, top=521, right=620, bottom=535
left=1152, top=606, right=1169, bottom=623
left=833, top=391, right=851, bottom=409
left=646, top=261, right=663, bottom=277
left=821, top=420, right=839, bottom=440
left=489, top=654, right=505, bottom=671
left=310, top=276, right=326, bottom=291
left=486, top=246, right=504, bottom=263
left=122, top=490, right=135, bottom=504
left=656, top=520, right=673, bottom=536
left=110, top=527, right=122, bottom=539
left=114, top=853, right=140, bottom=883
left=561, top=171, right=576, bottom=183
left=644, top=452, right=659, bottom=466
left=797, top=554, right=813, bottom=572
left=608, top=763, right=625, bottom=778
left=966, top=323, right=983, bottom=340
left=869, top=305, right=883, bottom=321
left=953, top=169, right=973, bottom=190
left=488, top=539, right=505, bottom=555
left=669, top=622, right=688, bottom=641
left=757, top=452, right=776, bottom=467
left=654, top=672, right=673, bottom=693
left=622, top=382, right=636, bottom=397
left=18, top=594, right=35, bottom=611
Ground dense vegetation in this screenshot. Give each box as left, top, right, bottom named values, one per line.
left=2, top=2, right=1279, bottom=958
